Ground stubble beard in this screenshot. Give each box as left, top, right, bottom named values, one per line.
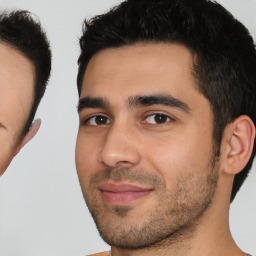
left=81, top=156, right=219, bottom=250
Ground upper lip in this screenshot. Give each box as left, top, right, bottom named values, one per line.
left=99, top=182, right=154, bottom=192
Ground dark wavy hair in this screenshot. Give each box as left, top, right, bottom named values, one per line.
left=0, top=10, right=51, bottom=135
left=77, top=0, right=256, bottom=201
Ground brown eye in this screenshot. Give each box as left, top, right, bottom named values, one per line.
left=154, top=114, right=168, bottom=123
left=145, top=114, right=172, bottom=124
left=86, top=115, right=110, bottom=126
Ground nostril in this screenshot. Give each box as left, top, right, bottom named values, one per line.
left=119, top=161, right=130, bottom=164
left=116, top=160, right=134, bottom=168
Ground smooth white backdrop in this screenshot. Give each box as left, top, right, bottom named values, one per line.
left=0, top=0, right=255, bottom=255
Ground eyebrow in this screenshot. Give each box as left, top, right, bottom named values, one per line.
left=77, top=97, right=110, bottom=112
left=127, top=94, right=190, bottom=113
left=77, top=94, right=190, bottom=114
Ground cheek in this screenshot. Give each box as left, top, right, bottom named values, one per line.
left=0, top=138, right=16, bottom=175
left=75, top=132, right=102, bottom=183
left=142, top=127, right=213, bottom=188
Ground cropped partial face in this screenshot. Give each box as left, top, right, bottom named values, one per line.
left=76, top=43, right=219, bottom=248
left=0, top=42, right=34, bottom=175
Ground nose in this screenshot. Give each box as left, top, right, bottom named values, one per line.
left=97, top=122, right=141, bottom=168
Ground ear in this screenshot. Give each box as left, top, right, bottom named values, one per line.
left=14, top=119, right=41, bottom=156
left=222, top=115, right=255, bottom=175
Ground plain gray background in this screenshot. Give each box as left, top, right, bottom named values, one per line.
left=0, top=0, right=255, bottom=255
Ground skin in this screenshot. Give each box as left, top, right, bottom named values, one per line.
left=0, top=42, right=35, bottom=175
left=76, top=43, right=252, bottom=256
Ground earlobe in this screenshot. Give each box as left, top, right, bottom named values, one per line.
left=223, top=116, right=255, bottom=175
left=14, top=119, right=41, bottom=156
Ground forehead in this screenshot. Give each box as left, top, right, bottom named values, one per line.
left=81, top=43, right=198, bottom=99
left=0, top=42, right=34, bottom=136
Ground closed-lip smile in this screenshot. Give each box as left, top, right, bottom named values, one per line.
left=99, top=182, right=154, bottom=205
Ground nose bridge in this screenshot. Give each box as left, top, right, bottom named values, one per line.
left=98, top=118, right=141, bottom=167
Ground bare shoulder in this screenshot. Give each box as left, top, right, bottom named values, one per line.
left=87, top=251, right=109, bottom=256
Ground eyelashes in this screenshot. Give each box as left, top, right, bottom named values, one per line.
left=82, top=113, right=174, bottom=127
left=143, top=113, right=173, bottom=125
left=84, top=115, right=110, bottom=126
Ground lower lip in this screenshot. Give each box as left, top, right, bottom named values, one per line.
left=100, top=190, right=152, bottom=205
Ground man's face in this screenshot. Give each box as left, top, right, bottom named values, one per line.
left=0, top=42, right=34, bottom=175
left=76, top=43, right=219, bottom=248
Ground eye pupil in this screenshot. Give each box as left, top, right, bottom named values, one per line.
left=154, top=114, right=167, bottom=123
left=95, top=116, right=107, bottom=125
